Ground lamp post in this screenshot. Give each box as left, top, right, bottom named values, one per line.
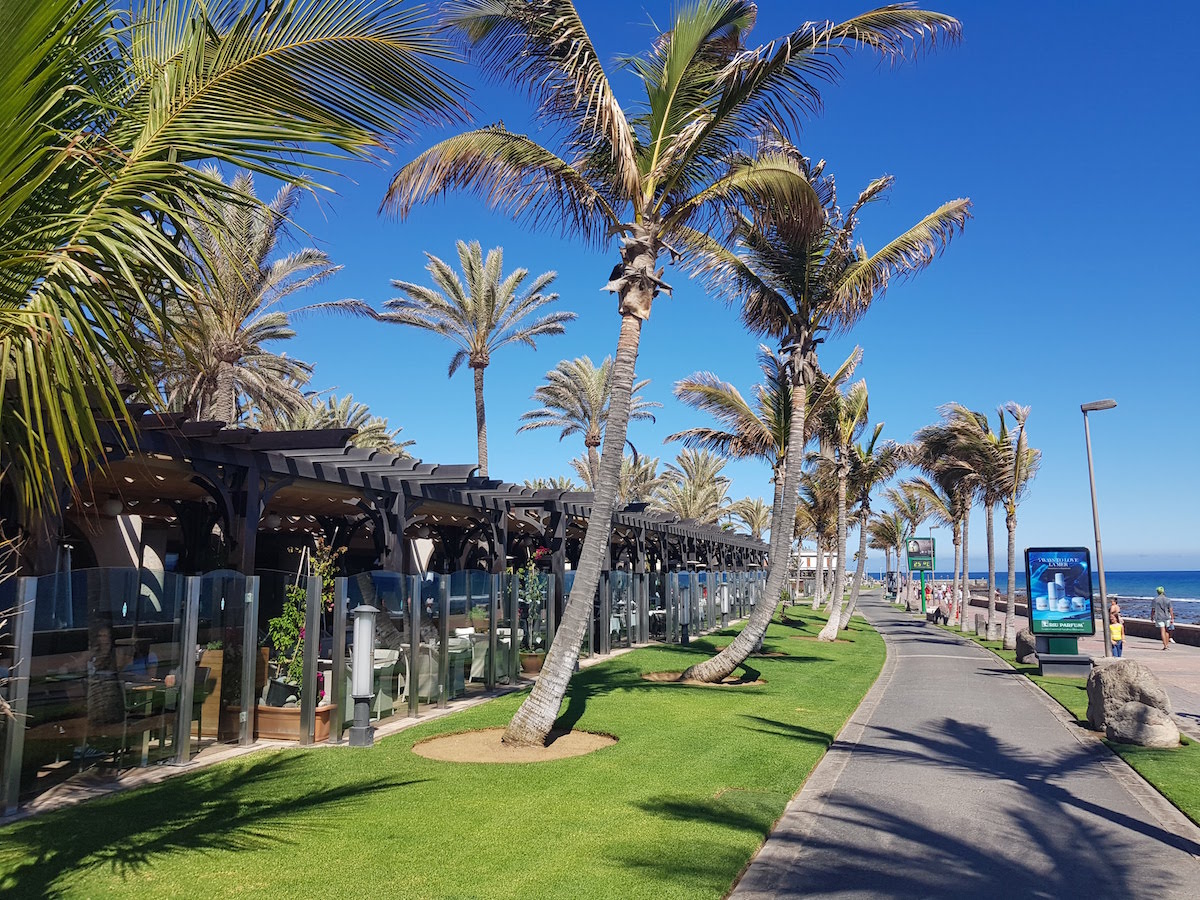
left=1082, top=399, right=1117, bottom=658
left=349, top=605, right=379, bottom=747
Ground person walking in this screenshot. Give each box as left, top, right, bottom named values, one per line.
left=1152, top=586, right=1175, bottom=650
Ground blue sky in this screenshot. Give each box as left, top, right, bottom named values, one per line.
left=281, top=1, right=1200, bottom=572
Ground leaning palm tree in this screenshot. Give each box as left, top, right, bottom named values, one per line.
left=801, top=467, right=839, bottom=610
left=869, top=509, right=907, bottom=584
left=651, top=450, right=731, bottom=525
left=817, top=380, right=870, bottom=641
left=998, top=403, right=1041, bottom=648
left=901, top=475, right=961, bottom=618
left=518, top=356, right=658, bottom=487
left=385, top=241, right=572, bottom=477
left=728, top=497, right=772, bottom=540
left=160, top=171, right=373, bottom=425
left=683, top=141, right=970, bottom=677
left=839, top=430, right=906, bottom=628
left=1, top=0, right=463, bottom=516
left=385, top=0, right=962, bottom=744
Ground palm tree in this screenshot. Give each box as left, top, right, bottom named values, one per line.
left=651, top=450, right=731, bottom=525
left=2, top=0, right=463, bottom=515
left=839, top=430, right=906, bottom=628
left=817, top=381, right=870, bottom=641
left=570, top=453, right=663, bottom=506
left=518, top=356, right=658, bottom=488
left=800, top=467, right=839, bottom=610
left=261, top=393, right=413, bottom=455
left=728, top=497, right=771, bottom=540
left=523, top=476, right=581, bottom=492
left=681, top=135, right=969, bottom=679
left=998, top=403, right=1041, bottom=648
left=385, top=0, right=962, bottom=745
left=884, top=484, right=933, bottom=606
left=869, top=509, right=907, bottom=584
left=160, top=171, right=373, bottom=425
left=901, top=475, right=961, bottom=619
left=385, top=241, right=572, bottom=477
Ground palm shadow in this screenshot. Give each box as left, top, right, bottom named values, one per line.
left=0, top=754, right=424, bottom=898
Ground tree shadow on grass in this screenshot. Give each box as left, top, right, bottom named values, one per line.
left=737, top=714, right=833, bottom=747
left=0, top=754, right=425, bottom=899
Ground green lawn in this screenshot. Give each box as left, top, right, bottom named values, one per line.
left=0, top=610, right=884, bottom=899
left=931, top=618, right=1200, bottom=827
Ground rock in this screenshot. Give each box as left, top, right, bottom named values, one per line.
left=1015, top=628, right=1037, bottom=664
left=1105, top=701, right=1180, bottom=748
left=1086, top=659, right=1173, bottom=731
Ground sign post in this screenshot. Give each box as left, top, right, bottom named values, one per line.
left=906, top=538, right=935, bottom=613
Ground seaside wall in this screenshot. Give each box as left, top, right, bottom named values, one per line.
left=962, top=591, right=1200, bottom=648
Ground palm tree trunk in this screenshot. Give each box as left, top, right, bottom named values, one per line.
left=811, top=540, right=824, bottom=609
left=840, top=510, right=870, bottom=629
left=682, top=371, right=807, bottom=682
left=951, top=520, right=961, bottom=624
left=960, top=509, right=972, bottom=632
left=1003, top=506, right=1018, bottom=649
left=473, top=365, right=488, bottom=477
left=985, top=503, right=997, bottom=625
left=586, top=444, right=601, bottom=490
left=210, top=362, right=236, bottom=425
left=502, top=314, right=642, bottom=746
left=820, top=473, right=849, bottom=640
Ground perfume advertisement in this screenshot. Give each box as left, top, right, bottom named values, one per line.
left=1024, top=547, right=1096, bottom=635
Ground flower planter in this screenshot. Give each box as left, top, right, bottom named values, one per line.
left=519, top=651, right=546, bottom=675
left=244, top=703, right=335, bottom=742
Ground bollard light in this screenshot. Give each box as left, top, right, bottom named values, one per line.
left=349, top=605, right=379, bottom=747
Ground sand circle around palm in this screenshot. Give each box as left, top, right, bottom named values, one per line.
left=413, top=727, right=617, bottom=763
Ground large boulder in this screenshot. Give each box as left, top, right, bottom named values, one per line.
left=1086, top=659, right=1173, bottom=731
left=1016, top=629, right=1038, bottom=664
left=1106, top=701, right=1180, bottom=748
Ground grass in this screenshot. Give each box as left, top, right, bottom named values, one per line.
left=0, top=609, right=884, bottom=899
left=927, top=614, right=1200, bottom=827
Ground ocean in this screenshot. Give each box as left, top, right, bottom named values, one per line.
left=909, top=570, right=1200, bottom=624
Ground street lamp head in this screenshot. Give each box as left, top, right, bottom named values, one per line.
left=1081, top=399, right=1117, bottom=413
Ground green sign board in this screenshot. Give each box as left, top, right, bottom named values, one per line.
left=906, top=537, right=935, bottom=572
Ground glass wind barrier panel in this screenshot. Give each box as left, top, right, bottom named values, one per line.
left=608, top=570, right=632, bottom=649
left=345, top=570, right=409, bottom=725
left=18, top=568, right=187, bottom=803
left=194, top=571, right=254, bottom=748
left=647, top=572, right=666, bottom=642
left=563, top=571, right=592, bottom=659
left=254, top=570, right=329, bottom=745
left=449, top=569, right=494, bottom=698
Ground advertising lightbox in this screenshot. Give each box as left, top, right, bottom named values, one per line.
left=1024, top=547, right=1096, bottom=636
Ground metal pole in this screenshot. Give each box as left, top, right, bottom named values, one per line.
left=1084, top=410, right=1114, bottom=658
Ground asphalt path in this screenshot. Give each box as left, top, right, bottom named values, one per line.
left=731, top=590, right=1200, bottom=899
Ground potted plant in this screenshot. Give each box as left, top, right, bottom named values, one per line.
left=517, top=552, right=548, bottom=674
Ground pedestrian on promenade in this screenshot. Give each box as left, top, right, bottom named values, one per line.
left=1109, top=596, right=1122, bottom=623
left=1109, top=611, right=1124, bottom=658
left=1152, top=586, right=1175, bottom=650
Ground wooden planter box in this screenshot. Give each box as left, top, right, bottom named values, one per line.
left=252, top=704, right=335, bottom=742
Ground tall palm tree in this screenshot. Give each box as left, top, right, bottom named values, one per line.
left=385, top=241, right=572, bottom=477
left=518, top=356, right=658, bottom=488
left=2, top=0, right=462, bottom=515
left=682, top=137, right=969, bottom=679
left=869, top=509, right=907, bottom=584
left=817, top=380, right=870, bottom=641
left=728, top=497, right=771, bottom=540
left=385, top=0, right=962, bottom=745
left=839, top=429, right=906, bottom=628
left=901, top=475, right=961, bottom=618
left=651, top=450, right=731, bottom=525
left=884, top=484, right=933, bottom=605
left=998, top=403, right=1041, bottom=648
left=160, top=170, right=373, bottom=425
left=800, top=467, right=839, bottom=610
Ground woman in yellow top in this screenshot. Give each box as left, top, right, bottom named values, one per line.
left=1109, top=612, right=1125, bottom=658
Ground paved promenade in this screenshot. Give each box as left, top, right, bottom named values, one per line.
left=731, top=591, right=1200, bottom=899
